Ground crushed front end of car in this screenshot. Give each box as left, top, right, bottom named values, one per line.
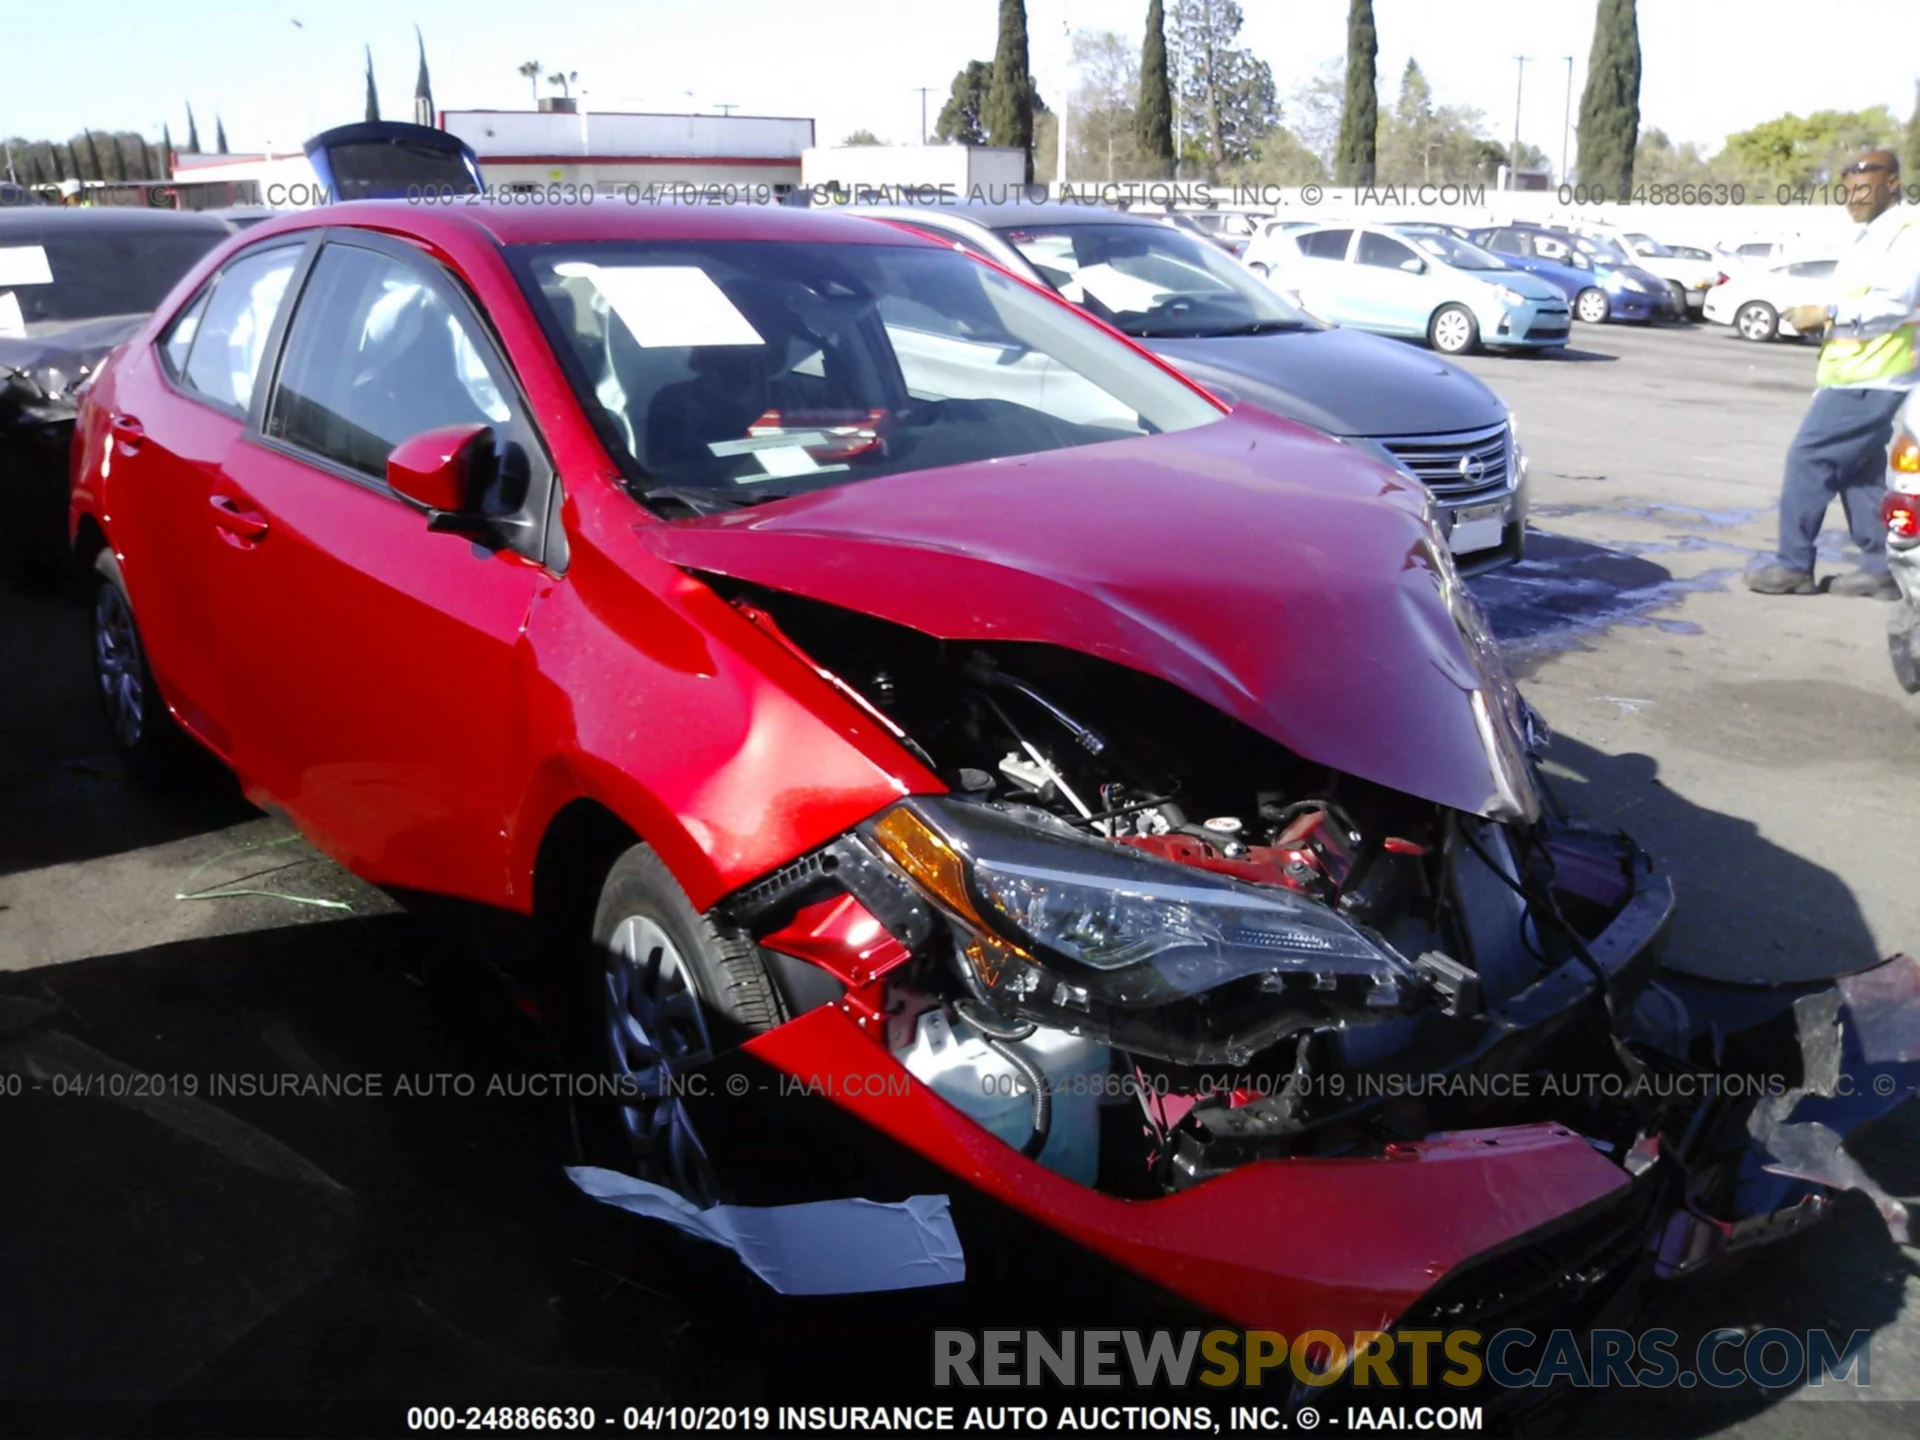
left=629, top=407, right=1916, bottom=1354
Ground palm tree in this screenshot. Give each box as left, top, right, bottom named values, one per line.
left=547, top=69, right=579, bottom=100
left=517, top=61, right=543, bottom=105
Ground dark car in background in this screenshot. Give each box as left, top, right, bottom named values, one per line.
left=1, top=207, right=232, bottom=584
left=861, top=201, right=1529, bottom=570
left=1468, top=224, right=1677, bottom=326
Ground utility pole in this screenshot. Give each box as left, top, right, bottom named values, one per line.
left=913, top=87, right=934, bottom=143
left=1560, top=55, right=1574, bottom=185
left=714, top=103, right=738, bottom=116
left=1510, top=56, right=1526, bottom=190
left=1056, top=0, right=1071, bottom=193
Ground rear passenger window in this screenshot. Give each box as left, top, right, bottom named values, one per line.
left=266, top=242, right=513, bottom=480
left=1296, top=229, right=1352, bottom=261
left=178, top=245, right=300, bottom=413
left=1357, top=232, right=1418, bottom=269
left=159, top=289, right=211, bottom=379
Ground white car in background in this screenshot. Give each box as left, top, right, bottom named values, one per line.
left=1611, top=232, right=1722, bottom=316
left=1701, top=253, right=1840, bottom=341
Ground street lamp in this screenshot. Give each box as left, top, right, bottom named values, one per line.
left=1560, top=55, right=1575, bottom=186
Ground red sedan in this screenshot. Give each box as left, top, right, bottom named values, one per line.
left=67, top=201, right=1862, bottom=1359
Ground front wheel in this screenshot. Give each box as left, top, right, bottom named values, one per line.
left=1666, top=280, right=1692, bottom=319
left=572, top=844, right=788, bottom=1202
left=1428, top=304, right=1479, bottom=355
left=1735, top=301, right=1778, bottom=342
left=1574, top=287, right=1611, bottom=324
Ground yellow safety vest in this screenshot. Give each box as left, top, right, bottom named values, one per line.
left=1818, top=319, right=1918, bottom=387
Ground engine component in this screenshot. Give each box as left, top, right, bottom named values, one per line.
left=892, top=1007, right=1107, bottom=1184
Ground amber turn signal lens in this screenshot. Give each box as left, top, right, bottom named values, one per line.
left=872, top=807, right=982, bottom=924
left=1892, top=431, right=1920, bottom=476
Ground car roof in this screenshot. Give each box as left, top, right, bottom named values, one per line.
left=863, top=200, right=1155, bottom=230
left=251, top=200, right=955, bottom=249
left=0, top=206, right=232, bottom=236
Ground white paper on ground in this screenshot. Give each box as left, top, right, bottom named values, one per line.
left=566, top=1165, right=966, bottom=1295
left=0, top=292, right=25, bottom=340
left=553, top=263, right=764, bottom=349
left=0, top=245, right=54, bottom=287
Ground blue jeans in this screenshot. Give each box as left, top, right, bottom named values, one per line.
left=1776, top=386, right=1908, bottom=573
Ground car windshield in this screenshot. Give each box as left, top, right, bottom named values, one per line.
left=0, top=225, right=227, bottom=329
left=992, top=222, right=1312, bottom=338
left=1574, top=233, right=1630, bottom=264
left=511, top=239, right=1223, bottom=510
left=1404, top=232, right=1508, bottom=271
left=1627, top=234, right=1674, bottom=256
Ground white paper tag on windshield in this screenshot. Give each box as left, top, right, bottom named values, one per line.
left=0, top=246, right=54, bottom=288
left=554, top=262, right=764, bottom=349
left=0, top=292, right=24, bottom=339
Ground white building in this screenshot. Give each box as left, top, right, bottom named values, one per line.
left=440, top=109, right=814, bottom=194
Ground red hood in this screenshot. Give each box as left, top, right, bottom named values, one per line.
left=639, top=407, right=1536, bottom=821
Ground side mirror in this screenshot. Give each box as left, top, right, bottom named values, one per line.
left=1401, top=257, right=1427, bottom=274
left=387, top=423, right=493, bottom=532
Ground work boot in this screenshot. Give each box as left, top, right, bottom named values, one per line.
left=1828, top=569, right=1900, bottom=598
left=1746, top=564, right=1818, bottom=595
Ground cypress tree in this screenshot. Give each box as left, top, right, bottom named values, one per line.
left=365, top=46, right=382, bottom=123
left=983, top=0, right=1035, bottom=181
left=215, top=116, right=229, bottom=154
left=415, top=26, right=436, bottom=125
left=185, top=104, right=201, bottom=154
left=1577, top=0, right=1642, bottom=194
left=1335, top=0, right=1377, bottom=186
left=1136, top=0, right=1175, bottom=179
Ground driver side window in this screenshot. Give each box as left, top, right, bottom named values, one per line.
left=266, top=242, right=512, bottom=481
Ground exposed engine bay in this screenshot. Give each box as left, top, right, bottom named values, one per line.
left=709, top=580, right=1826, bottom=1225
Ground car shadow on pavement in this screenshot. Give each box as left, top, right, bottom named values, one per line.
left=0, top=584, right=258, bottom=878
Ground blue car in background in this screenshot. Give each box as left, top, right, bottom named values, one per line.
left=1470, top=225, right=1675, bottom=325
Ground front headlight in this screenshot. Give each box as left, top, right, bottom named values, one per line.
left=1496, top=285, right=1528, bottom=307
left=871, top=801, right=1416, bottom=1026
left=1617, top=275, right=1646, bottom=294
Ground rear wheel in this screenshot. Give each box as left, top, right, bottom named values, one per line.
left=574, top=844, right=787, bottom=1202
left=1427, top=304, right=1479, bottom=356
left=89, top=549, right=188, bottom=780
left=1666, top=280, right=1691, bottom=319
left=1735, top=300, right=1778, bottom=342
left=1574, top=287, right=1611, bottom=324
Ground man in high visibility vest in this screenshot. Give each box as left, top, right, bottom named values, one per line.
left=1749, top=149, right=1920, bottom=597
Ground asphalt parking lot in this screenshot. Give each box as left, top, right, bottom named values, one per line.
left=2, top=317, right=1918, bottom=1436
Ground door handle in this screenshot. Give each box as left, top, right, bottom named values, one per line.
left=209, top=493, right=270, bottom=544
left=109, top=413, right=144, bottom=453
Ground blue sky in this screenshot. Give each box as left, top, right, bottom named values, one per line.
left=3, top=0, right=1915, bottom=160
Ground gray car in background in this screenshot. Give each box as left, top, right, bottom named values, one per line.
left=857, top=201, right=1527, bottom=570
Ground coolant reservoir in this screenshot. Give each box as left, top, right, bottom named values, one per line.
left=894, top=1009, right=1107, bottom=1186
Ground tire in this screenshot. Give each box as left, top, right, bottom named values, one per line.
left=1247, top=261, right=1269, bottom=277
left=1891, top=599, right=1920, bottom=694
left=89, top=548, right=188, bottom=781
left=1735, top=300, right=1778, bottom=343
left=1574, top=287, right=1611, bottom=325
left=1666, top=280, right=1691, bottom=319
left=574, top=843, right=787, bottom=1201
left=1427, top=304, right=1479, bottom=355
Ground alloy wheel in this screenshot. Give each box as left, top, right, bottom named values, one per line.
left=1575, top=289, right=1610, bottom=324
left=603, top=914, right=722, bottom=1205
left=93, top=582, right=145, bottom=750
left=1736, top=303, right=1776, bottom=342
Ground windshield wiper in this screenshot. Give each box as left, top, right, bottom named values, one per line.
left=1207, top=320, right=1308, bottom=336
left=641, top=485, right=801, bottom=517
